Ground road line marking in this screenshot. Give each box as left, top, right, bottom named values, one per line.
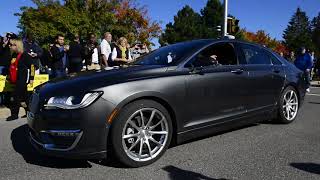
left=307, top=93, right=320, bottom=97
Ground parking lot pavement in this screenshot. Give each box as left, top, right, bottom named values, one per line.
left=0, top=87, right=319, bottom=180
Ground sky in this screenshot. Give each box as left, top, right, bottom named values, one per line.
left=0, top=0, right=319, bottom=42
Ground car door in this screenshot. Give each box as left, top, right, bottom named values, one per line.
left=237, top=43, right=283, bottom=112
left=267, top=50, right=286, bottom=102
left=183, top=42, right=249, bottom=129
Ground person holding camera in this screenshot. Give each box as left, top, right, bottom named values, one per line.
left=83, top=33, right=100, bottom=71
left=131, top=42, right=150, bottom=61
left=23, top=33, right=43, bottom=74
left=49, top=34, right=69, bottom=78
left=0, top=32, right=18, bottom=75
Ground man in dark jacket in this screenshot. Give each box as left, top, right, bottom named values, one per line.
left=0, top=33, right=18, bottom=75
left=23, top=33, right=43, bottom=74
left=68, top=34, right=83, bottom=73
left=50, top=34, right=69, bottom=78
left=83, top=33, right=100, bottom=70
left=294, top=47, right=313, bottom=92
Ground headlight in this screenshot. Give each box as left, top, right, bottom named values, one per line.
left=44, top=92, right=103, bottom=110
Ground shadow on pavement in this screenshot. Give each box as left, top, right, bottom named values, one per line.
left=90, top=157, right=125, bottom=168
left=11, top=124, right=92, bottom=169
left=162, top=165, right=227, bottom=180
left=290, top=163, right=320, bottom=175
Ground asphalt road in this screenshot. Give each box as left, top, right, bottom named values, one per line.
left=0, top=87, right=319, bottom=180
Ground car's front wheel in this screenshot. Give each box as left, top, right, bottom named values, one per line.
left=110, top=100, right=173, bottom=167
left=276, top=86, right=299, bottom=124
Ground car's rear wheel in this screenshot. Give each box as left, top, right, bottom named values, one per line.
left=110, top=100, right=172, bottom=167
left=276, top=86, right=299, bottom=124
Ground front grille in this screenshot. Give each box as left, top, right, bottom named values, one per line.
left=29, top=128, right=83, bottom=151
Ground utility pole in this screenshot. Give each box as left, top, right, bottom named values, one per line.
left=223, top=0, right=228, bottom=37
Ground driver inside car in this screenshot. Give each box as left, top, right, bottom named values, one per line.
left=209, top=54, right=221, bottom=66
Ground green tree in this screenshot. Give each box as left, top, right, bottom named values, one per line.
left=200, top=0, right=224, bottom=38
left=15, top=0, right=161, bottom=47
left=311, top=12, right=320, bottom=54
left=283, top=8, right=314, bottom=52
left=159, top=5, right=203, bottom=46
left=159, top=0, right=238, bottom=46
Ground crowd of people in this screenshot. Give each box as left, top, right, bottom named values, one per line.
left=280, top=48, right=320, bottom=92
left=42, top=32, right=149, bottom=78
left=0, top=31, right=150, bottom=120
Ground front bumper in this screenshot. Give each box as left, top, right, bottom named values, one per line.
left=27, top=97, right=116, bottom=159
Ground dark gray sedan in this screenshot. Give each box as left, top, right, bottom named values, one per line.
left=28, top=39, right=307, bottom=167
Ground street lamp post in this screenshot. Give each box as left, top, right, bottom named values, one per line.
left=223, top=0, right=228, bottom=37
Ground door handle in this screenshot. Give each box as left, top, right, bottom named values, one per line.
left=231, top=69, right=244, bottom=74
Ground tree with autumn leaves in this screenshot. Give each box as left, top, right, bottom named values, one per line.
left=15, top=0, right=161, bottom=47
left=239, top=30, right=288, bottom=54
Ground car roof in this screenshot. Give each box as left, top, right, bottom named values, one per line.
left=178, top=38, right=266, bottom=49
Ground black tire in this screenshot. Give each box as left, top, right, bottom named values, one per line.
left=110, top=100, right=173, bottom=167
left=276, top=86, right=299, bottom=124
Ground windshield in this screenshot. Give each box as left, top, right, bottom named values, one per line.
left=133, top=41, right=209, bottom=66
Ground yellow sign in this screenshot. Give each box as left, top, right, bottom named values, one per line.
left=0, top=74, right=49, bottom=92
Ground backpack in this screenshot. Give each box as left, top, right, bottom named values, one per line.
left=9, top=53, right=22, bottom=84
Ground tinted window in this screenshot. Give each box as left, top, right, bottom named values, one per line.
left=189, top=43, right=238, bottom=67
left=268, top=52, right=283, bottom=65
left=133, top=41, right=208, bottom=66
left=240, top=44, right=271, bottom=65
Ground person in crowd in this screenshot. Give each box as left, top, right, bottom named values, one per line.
left=287, top=51, right=295, bottom=63
left=0, top=36, right=6, bottom=75
left=111, top=37, right=132, bottom=66
left=310, top=51, right=316, bottom=79
left=7, top=39, right=37, bottom=121
left=100, top=32, right=113, bottom=68
left=40, top=44, right=53, bottom=76
left=68, top=34, right=83, bottom=73
left=49, top=34, right=69, bottom=78
left=0, top=33, right=17, bottom=75
left=83, top=33, right=100, bottom=70
left=294, top=47, right=313, bottom=93
left=279, top=52, right=284, bottom=57
left=131, top=42, right=150, bottom=60
left=23, top=33, right=43, bottom=74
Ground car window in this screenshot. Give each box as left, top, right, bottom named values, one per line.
left=133, top=41, right=208, bottom=66
left=267, top=52, right=283, bottom=65
left=189, top=43, right=238, bottom=68
left=240, top=44, right=271, bottom=65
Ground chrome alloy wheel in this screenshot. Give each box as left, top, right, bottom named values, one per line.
left=282, top=90, right=299, bottom=121
left=121, top=108, right=169, bottom=162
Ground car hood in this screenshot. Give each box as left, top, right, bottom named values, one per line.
left=38, top=65, right=170, bottom=97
